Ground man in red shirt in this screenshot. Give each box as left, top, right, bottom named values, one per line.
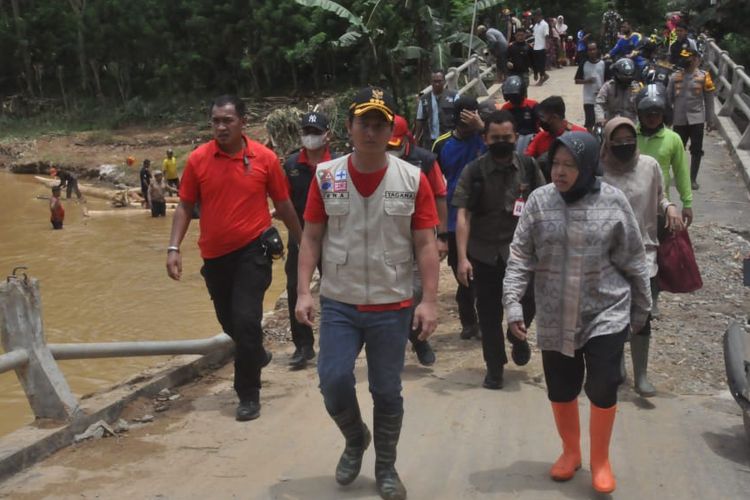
left=296, top=88, right=439, bottom=500
left=386, top=115, right=447, bottom=367
left=524, top=95, right=587, bottom=181
left=166, top=95, right=302, bottom=422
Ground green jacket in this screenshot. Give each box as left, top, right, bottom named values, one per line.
left=637, top=125, right=692, bottom=208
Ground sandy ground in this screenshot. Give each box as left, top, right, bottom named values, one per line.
left=1, top=67, right=749, bottom=499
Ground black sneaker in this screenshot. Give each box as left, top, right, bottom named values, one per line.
left=691, top=180, right=700, bottom=190
left=482, top=367, right=503, bottom=390
left=413, top=340, right=436, bottom=366
left=509, top=333, right=531, bottom=366
left=236, top=400, right=260, bottom=421
left=459, top=324, right=479, bottom=340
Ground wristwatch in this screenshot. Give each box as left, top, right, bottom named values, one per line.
left=167, top=246, right=180, bottom=253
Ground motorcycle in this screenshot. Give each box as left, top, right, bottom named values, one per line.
left=723, top=260, right=750, bottom=445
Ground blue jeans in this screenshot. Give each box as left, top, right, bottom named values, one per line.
left=318, top=297, right=411, bottom=415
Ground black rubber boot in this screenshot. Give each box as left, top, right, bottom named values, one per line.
left=631, top=334, right=656, bottom=397
left=330, top=406, right=371, bottom=485
left=374, top=410, right=407, bottom=500
left=690, top=154, right=702, bottom=190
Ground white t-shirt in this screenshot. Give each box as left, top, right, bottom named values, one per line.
left=581, top=60, right=606, bottom=104
left=533, top=20, right=549, bottom=51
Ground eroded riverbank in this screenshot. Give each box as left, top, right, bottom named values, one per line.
left=0, top=172, right=287, bottom=436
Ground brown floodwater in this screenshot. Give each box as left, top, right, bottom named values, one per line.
left=0, top=172, right=286, bottom=437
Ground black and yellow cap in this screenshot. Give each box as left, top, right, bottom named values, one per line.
left=680, top=48, right=697, bottom=58
left=350, top=87, right=395, bottom=122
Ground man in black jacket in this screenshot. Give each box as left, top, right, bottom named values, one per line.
left=283, top=111, right=338, bottom=370
left=387, top=115, right=448, bottom=367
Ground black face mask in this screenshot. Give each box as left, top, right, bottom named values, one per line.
left=508, top=95, right=523, bottom=106
left=611, top=143, right=636, bottom=162
left=539, top=121, right=553, bottom=133
left=489, top=141, right=515, bottom=158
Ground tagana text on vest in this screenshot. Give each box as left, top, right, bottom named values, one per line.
left=316, top=154, right=421, bottom=304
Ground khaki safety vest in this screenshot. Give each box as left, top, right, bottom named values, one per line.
left=316, top=154, right=421, bottom=304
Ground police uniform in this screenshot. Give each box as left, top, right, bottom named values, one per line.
left=668, top=66, right=715, bottom=184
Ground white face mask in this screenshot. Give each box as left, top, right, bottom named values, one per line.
left=301, top=134, right=326, bottom=151
left=387, top=144, right=406, bottom=158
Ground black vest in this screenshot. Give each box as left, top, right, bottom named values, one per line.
left=283, top=151, right=316, bottom=222
left=403, top=144, right=436, bottom=175
left=419, top=90, right=458, bottom=136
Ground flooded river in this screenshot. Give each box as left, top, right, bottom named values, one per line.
left=0, top=172, right=286, bottom=437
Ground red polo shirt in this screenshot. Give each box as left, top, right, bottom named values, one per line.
left=524, top=121, right=587, bottom=158
left=179, top=135, right=290, bottom=259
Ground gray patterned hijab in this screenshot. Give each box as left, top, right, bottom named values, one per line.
left=549, top=131, right=601, bottom=204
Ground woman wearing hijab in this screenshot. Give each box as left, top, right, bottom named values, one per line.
left=600, top=118, right=684, bottom=397
left=502, top=132, right=651, bottom=494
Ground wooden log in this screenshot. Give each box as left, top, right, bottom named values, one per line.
left=33, top=176, right=120, bottom=200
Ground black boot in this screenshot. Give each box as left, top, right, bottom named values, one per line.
left=374, top=410, right=407, bottom=500
left=289, top=345, right=315, bottom=370
left=412, top=339, right=436, bottom=366
left=690, top=154, right=702, bottom=190
left=330, top=406, right=371, bottom=485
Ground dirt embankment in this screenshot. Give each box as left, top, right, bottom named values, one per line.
left=0, top=120, right=275, bottom=190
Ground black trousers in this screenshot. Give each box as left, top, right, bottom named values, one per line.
left=150, top=200, right=166, bottom=217
left=202, top=240, right=272, bottom=402
left=673, top=123, right=704, bottom=181
left=471, top=257, right=535, bottom=369
left=285, top=241, right=316, bottom=349
left=532, top=49, right=547, bottom=77
left=584, top=104, right=596, bottom=130
left=65, top=180, right=82, bottom=199
left=541, top=327, right=627, bottom=409
left=447, top=232, right=478, bottom=328
left=167, top=178, right=180, bottom=190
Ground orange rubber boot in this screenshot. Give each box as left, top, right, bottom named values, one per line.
left=590, top=404, right=617, bottom=494
left=549, top=400, right=581, bottom=481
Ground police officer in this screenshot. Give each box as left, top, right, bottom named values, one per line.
left=667, top=48, right=716, bottom=190
left=595, top=58, right=642, bottom=125
left=283, top=111, right=337, bottom=370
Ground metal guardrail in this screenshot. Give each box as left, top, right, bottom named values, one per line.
left=703, top=37, right=750, bottom=149
left=0, top=272, right=232, bottom=422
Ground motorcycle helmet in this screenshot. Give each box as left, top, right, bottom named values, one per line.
left=611, top=58, right=636, bottom=85
left=502, top=75, right=526, bottom=105
left=636, top=84, right=667, bottom=113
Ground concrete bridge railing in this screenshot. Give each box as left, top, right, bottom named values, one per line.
left=0, top=269, right=232, bottom=422
left=702, top=36, right=750, bottom=190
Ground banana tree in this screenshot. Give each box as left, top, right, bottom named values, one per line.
left=295, top=0, right=383, bottom=67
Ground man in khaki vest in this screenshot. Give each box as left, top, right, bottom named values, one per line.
left=296, top=87, right=439, bottom=500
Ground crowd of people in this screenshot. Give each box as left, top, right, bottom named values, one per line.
left=51, top=6, right=704, bottom=500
